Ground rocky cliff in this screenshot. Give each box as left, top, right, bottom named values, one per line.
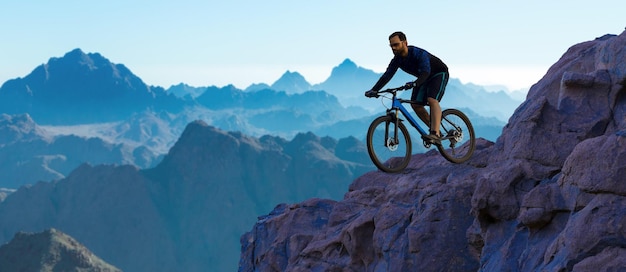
left=239, top=30, right=626, bottom=271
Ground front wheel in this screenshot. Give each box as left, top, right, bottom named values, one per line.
left=437, top=109, right=476, bottom=163
left=366, top=115, right=412, bottom=173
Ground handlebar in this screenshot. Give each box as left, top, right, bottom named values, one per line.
left=379, top=85, right=412, bottom=93
left=365, top=84, right=412, bottom=98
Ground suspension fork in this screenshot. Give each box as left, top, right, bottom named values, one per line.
left=384, top=108, right=400, bottom=146
left=393, top=108, right=400, bottom=144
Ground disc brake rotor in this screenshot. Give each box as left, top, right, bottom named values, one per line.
left=386, top=138, right=399, bottom=151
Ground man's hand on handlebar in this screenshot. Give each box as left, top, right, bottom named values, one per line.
left=403, top=81, right=416, bottom=90
left=365, top=90, right=379, bottom=98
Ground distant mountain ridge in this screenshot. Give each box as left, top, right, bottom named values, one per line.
left=0, top=49, right=522, bottom=125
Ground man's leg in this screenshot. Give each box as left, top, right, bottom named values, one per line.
left=423, top=72, right=447, bottom=138
left=428, top=97, right=442, bottom=136
left=411, top=103, right=430, bottom=127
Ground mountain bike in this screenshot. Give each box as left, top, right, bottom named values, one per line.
left=365, top=85, right=476, bottom=173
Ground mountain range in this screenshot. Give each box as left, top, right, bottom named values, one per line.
left=0, top=49, right=513, bottom=190
left=0, top=49, right=521, bottom=126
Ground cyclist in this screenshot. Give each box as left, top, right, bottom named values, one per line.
left=365, top=31, right=449, bottom=143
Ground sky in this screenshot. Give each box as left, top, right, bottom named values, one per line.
left=1, top=1, right=624, bottom=92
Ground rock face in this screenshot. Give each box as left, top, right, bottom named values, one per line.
left=239, top=31, right=626, bottom=271
left=0, top=228, right=120, bottom=272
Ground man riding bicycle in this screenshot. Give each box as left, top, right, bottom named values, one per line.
left=365, top=31, right=449, bottom=143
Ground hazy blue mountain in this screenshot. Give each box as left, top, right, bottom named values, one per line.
left=313, top=58, right=389, bottom=97
left=111, top=110, right=178, bottom=155
left=166, top=83, right=208, bottom=99
left=0, top=48, right=186, bottom=125
left=270, top=70, right=312, bottom=93
left=194, top=86, right=369, bottom=137
left=0, top=121, right=374, bottom=271
left=311, top=58, right=414, bottom=110
left=195, top=84, right=244, bottom=109
left=196, top=85, right=344, bottom=114
left=244, top=82, right=272, bottom=92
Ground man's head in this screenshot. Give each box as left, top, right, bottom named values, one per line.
left=389, top=31, right=408, bottom=57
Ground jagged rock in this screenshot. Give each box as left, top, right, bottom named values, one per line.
left=240, top=30, right=626, bottom=271
left=0, top=228, right=120, bottom=271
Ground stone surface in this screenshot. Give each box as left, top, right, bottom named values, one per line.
left=240, top=30, right=626, bottom=271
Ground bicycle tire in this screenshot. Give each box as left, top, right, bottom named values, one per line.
left=366, top=115, right=412, bottom=173
left=436, top=109, right=476, bottom=163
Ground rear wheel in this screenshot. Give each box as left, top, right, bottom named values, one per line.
left=436, top=109, right=475, bottom=163
left=366, top=115, right=412, bottom=173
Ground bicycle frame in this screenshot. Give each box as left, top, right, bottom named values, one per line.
left=385, top=91, right=429, bottom=137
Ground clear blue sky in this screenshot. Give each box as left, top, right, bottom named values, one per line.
left=1, top=1, right=624, bottom=91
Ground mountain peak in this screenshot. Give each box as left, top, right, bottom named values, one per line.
left=63, top=48, right=88, bottom=58
left=0, top=228, right=121, bottom=271
left=312, top=58, right=382, bottom=99
left=270, top=70, right=311, bottom=93
left=338, top=58, right=357, bottom=69
left=52, top=48, right=110, bottom=71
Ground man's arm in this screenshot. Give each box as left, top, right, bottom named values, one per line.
left=412, top=71, right=430, bottom=87
left=411, top=49, right=431, bottom=87
left=370, top=59, right=399, bottom=92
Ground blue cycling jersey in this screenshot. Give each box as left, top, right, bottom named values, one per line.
left=371, top=46, right=448, bottom=92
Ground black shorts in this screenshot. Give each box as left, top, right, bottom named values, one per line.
left=411, top=71, right=449, bottom=105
